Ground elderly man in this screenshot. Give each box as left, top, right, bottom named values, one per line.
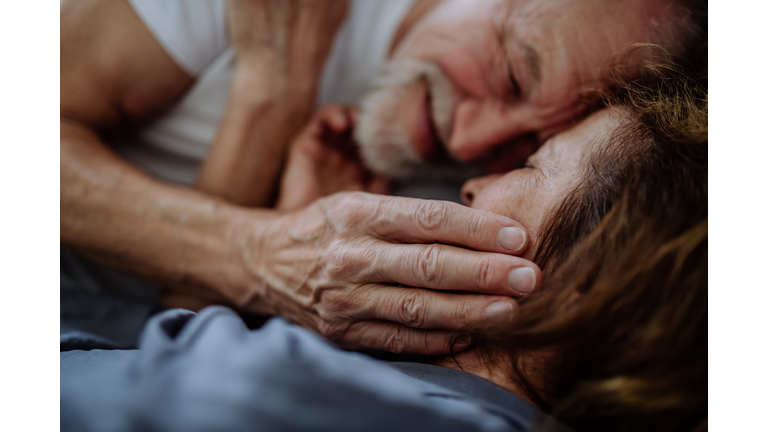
left=60, top=0, right=704, bottom=353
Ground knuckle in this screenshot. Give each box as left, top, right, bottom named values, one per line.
left=466, top=212, right=488, bottom=245
left=323, top=240, right=355, bottom=278
left=317, top=289, right=353, bottom=316
left=317, top=321, right=349, bottom=343
left=452, top=300, right=475, bottom=328
left=335, top=190, right=361, bottom=206
left=415, top=244, right=440, bottom=283
left=382, top=326, right=407, bottom=354
left=397, top=291, right=427, bottom=327
left=330, top=192, right=375, bottom=228
left=324, top=191, right=355, bottom=213
left=474, top=256, right=498, bottom=290
left=316, top=320, right=333, bottom=337
left=417, top=201, right=448, bottom=231
left=323, top=241, right=371, bottom=280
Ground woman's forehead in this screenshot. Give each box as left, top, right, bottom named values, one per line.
left=531, top=108, right=627, bottom=165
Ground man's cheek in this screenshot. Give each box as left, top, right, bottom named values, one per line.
left=432, top=53, right=494, bottom=100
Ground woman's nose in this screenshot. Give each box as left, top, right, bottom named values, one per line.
left=461, top=174, right=503, bottom=206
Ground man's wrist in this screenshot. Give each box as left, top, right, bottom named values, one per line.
left=186, top=202, right=283, bottom=313
left=230, top=61, right=317, bottom=116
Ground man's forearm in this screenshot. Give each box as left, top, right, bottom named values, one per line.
left=60, top=118, right=277, bottom=306
left=194, top=77, right=306, bottom=209
left=194, top=0, right=348, bottom=207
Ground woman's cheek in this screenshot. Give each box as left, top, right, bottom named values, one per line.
left=474, top=183, right=522, bottom=217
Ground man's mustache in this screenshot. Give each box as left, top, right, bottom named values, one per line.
left=354, top=60, right=483, bottom=180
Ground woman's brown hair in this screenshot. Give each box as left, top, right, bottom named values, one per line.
left=489, top=63, right=707, bottom=432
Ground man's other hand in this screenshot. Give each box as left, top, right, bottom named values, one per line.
left=276, top=105, right=389, bottom=212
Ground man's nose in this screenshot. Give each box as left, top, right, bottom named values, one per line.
left=461, top=174, right=503, bottom=206
left=447, top=98, right=530, bottom=162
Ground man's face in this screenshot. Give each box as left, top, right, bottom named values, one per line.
left=354, top=0, right=686, bottom=178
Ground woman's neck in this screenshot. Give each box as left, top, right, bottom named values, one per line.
left=429, top=347, right=545, bottom=408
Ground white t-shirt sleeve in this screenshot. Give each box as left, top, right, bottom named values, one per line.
left=128, top=0, right=229, bottom=76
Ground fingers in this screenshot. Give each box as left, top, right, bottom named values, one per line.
left=338, top=320, right=473, bottom=355
left=373, top=243, right=540, bottom=296
left=315, top=107, right=389, bottom=196
left=315, top=105, right=360, bottom=156
left=316, top=105, right=352, bottom=132
left=327, top=284, right=519, bottom=331
left=372, top=197, right=531, bottom=255
left=293, top=105, right=355, bottom=157
left=315, top=104, right=356, bottom=133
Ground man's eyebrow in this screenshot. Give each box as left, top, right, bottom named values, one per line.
left=520, top=41, right=542, bottom=83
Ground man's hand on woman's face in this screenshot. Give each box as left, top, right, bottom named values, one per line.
left=276, top=105, right=389, bottom=212
left=241, top=192, right=542, bottom=355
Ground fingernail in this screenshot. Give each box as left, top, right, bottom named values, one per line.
left=498, top=227, right=526, bottom=252
left=451, top=334, right=472, bottom=350
left=508, top=267, right=536, bottom=294
left=484, top=302, right=514, bottom=324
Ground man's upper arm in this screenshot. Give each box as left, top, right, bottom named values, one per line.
left=60, top=0, right=194, bottom=132
left=128, top=0, right=228, bottom=76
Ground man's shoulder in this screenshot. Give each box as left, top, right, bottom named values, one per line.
left=127, top=0, right=229, bottom=75
left=316, top=0, right=417, bottom=106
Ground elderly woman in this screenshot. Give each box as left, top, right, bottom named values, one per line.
left=60, top=68, right=707, bottom=432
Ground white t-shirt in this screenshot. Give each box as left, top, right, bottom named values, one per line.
left=115, top=0, right=416, bottom=186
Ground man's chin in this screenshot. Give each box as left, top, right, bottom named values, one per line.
left=357, top=136, right=483, bottom=183
left=354, top=112, right=481, bottom=181
left=354, top=112, right=484, bottom=181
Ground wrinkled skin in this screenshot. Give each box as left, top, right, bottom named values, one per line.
left=356, top=0, right=692, bottom=177
left=249, top=191, right=541, bottom=352
left=60, top=0, right=692, bottom=354
left=61, top=0, right=542, bottom=355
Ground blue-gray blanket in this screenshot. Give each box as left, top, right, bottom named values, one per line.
left=61, top=306, right=567, bottom=432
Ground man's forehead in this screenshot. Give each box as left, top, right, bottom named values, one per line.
left=498, top=0, right=662, bottom=46
left=501, top=0, right=596, bottom=25
left=492, top=1, right=551, bottom=83
left=493, top=0, right=617, bottom=83
left=496, top=0, right=672, bottom=99
left=500, top=0, right=687, bottom=48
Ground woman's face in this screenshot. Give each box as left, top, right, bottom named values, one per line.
left=461, top=108, right=625, bottom=260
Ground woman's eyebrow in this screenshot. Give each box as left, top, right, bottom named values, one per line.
left=532, top=136, right=562, bottom=167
